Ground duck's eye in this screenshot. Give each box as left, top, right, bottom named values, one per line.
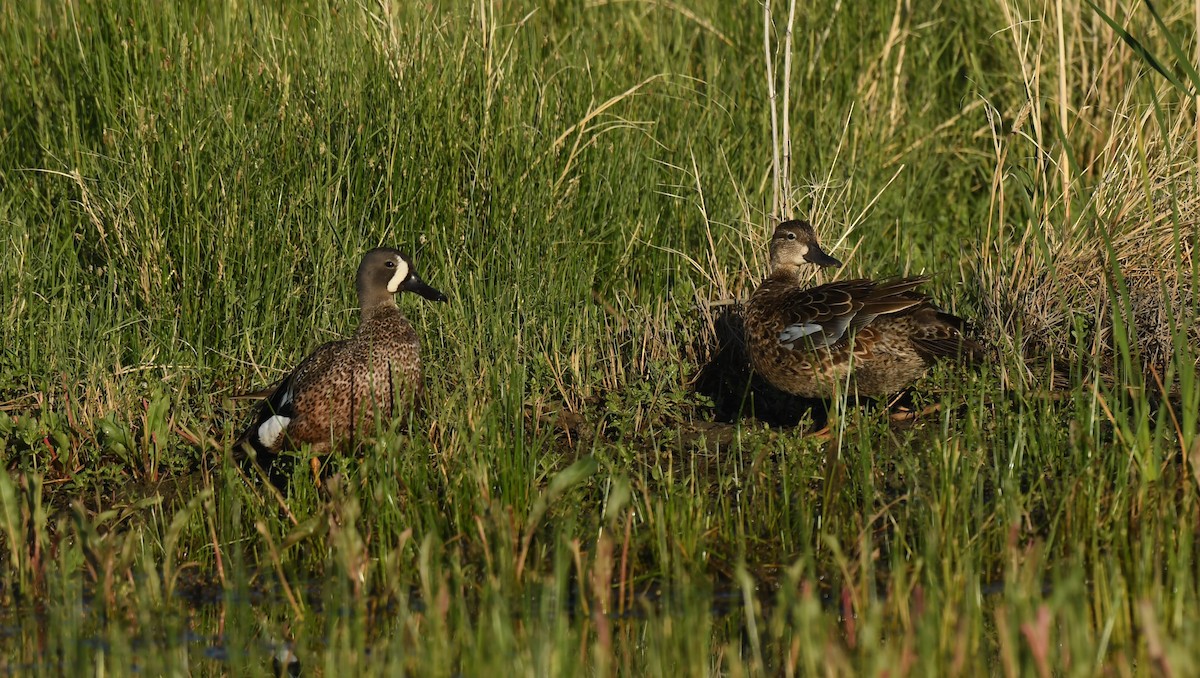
left=786, top=232, right=797, bottom=241
left=385, top=261, right=396, bottom=268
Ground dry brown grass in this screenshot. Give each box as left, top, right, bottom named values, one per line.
left=973, top=0, right=1200, bottom=394
left=980, top=92, right=1200, bottom=391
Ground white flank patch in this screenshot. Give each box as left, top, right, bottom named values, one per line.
left=258, top=415, right=292, bottom=448
left=779, top=322, right=823, bottom=349
left=386, top=257, right=410, bottom=293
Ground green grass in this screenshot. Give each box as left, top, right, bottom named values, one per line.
left=1, top=0, right=1199, bottom=674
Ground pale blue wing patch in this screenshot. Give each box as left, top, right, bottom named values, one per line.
left=779, top=322, right=823, bottom=349
left=779, top=313, right=854, bottom=350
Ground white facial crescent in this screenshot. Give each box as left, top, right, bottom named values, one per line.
left=386, top=257, right=410, bottom=293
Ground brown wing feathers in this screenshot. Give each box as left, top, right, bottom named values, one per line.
left=784, top=277, right=929, bottom=350
left=844, top=277, right=928, bottom=337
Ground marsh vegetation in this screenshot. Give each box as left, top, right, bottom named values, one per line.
left=1, top=0, right=1198, bottom=674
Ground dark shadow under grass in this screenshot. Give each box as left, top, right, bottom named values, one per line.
left=691, top=305, right=829, bottom=429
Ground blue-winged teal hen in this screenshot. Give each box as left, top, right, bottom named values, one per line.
left=236, top=247, right=446, bottom=458
left=744, top=220, right=982, bottom=398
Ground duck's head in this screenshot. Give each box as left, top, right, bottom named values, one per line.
left=767, top=220, right=842, bottom=274
left=357, top=247, right=448, bottom=309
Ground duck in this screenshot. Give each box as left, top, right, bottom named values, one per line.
left=743, top=220, right=983, bottom=399
left=235, top=247, right=447, bottom=460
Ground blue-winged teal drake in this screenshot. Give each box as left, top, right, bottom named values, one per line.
left=744, top=220, right=982, bottom=398
left=235, top=247, right=446, bottom=458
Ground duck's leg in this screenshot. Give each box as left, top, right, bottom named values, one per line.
left=305, top=440, right=333, bottom=488
left=888, top=401, right=942, bottom=421
left=807, top=425, right=833, bottom=440
left=807, top=402, right=836, bottom=439
left=807, top=389, right=843, bottom=439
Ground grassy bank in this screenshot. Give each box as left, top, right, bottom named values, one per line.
left=1, top=0, right=1198, bottom=674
